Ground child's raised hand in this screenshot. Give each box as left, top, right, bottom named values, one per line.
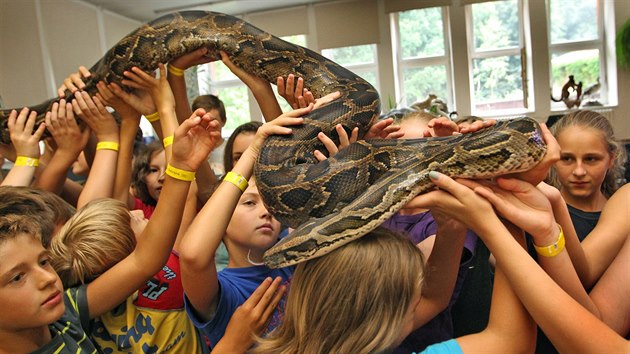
left=277, top=74, right=312, bottom=109
left=471, top=177, right=559, bottom=245
left=169, top=47, right=216, bottom=71
left=122, top=64, right=175, bottom=113
left=248, top=104, right=311, bottom=157
left=314, top=124, right=358, bottom=162
left=404, top=172, right=497, bottom=235
left=458, top=118, right=496, bottom=134
left=108, top=82, right=156, bottom=117
left=45, top=99, right=89, bottom=157
left=364, top=117, right=404, bottom=140
left=8, top=108, right=46, bottom=158
left=215, top=277, right=286, bottom=352
left=57, top=66, right=91, bottom=98
left=95, top=81, right=138, bottom=117
left=220, top=51, right=268, bottom=89
left=71, top=92, right=119, bottom=142
left=169, top=108, right=222, bottom=171
left=425, top=116, right=459, bottom=137
left=505, top=123, right=560, bottom=185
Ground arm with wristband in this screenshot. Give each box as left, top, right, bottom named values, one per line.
left=407, top=172, right=628, bottom=353
left=1, top=108, right=46, bottom=186
left=168, top=48, right=220, bottom=206
left=85, top=107, right=221, bottom=318
left=72, top=91, right=120, bottom=208
left=179, top=106, right=309, bottom=323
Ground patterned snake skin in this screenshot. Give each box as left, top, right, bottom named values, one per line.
left=0, top=11, right=547, bottom=268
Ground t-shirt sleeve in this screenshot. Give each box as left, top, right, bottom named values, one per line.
left=417, top=339, right=463, bottom=354
left=64, top=285, right=91, bottom=333
left=183, top=278, right=242, bottom=345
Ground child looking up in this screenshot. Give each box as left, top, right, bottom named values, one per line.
left=180, top=107, right=309, bottom=347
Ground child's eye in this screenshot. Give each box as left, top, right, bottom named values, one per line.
left=560, top=156, right=574, bottom=163
left=10, top=273, right=24, bottom=283
left=243, top=200, right=256, bottom=206
left=149, top=168, right=159, bottom=174
left=39, top=258, right=50, bottom=267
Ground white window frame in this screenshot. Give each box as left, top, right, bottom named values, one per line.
left=547, top=0, right=608, bottom=111
left=391, top=7, right=453, bottom=108
left=321, top=43, right=381, bottom=94
left=465, top=0, right=528, bottom=116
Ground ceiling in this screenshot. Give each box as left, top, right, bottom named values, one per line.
left=82, top=0, right=332, bottom=22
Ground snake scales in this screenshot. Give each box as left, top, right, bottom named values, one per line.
left=0, top=11, right=547, bottom=268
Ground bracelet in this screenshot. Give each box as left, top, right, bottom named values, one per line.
left=168, top=64, right=185, bottom=77
left=223, top=171, right=248, bottom=192
left=145, top=112, right=160, bottom=122
left=14, top=156, right=39, bottom=167
left=96, top=141, right=120, bottom=151
left=165, top=163, right=195, bottom=181
left=163, top=135, right=174, bottom=147
left=534, top=224, right=566, bottom=258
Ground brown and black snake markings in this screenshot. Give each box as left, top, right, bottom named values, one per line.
left=0, top=11, right=547, bottom=268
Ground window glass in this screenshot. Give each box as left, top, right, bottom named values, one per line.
left=322, top=44, right=375, bottom=66
left=399, top=8, right=445, bottom=59
left=402, top=66, right=448, bottom=106
left=472, top=0, right=520, bottom=51
left=472, top=55, right=524, bottom=110
left=549, top=0, right=598, bottom=44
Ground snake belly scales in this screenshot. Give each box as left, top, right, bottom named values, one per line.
left=0, top=11, right=547, bottom=268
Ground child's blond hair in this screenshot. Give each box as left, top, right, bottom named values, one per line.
left=49, top=199, right=136, bottom=288
left=254, top=228, right=424, bottom=353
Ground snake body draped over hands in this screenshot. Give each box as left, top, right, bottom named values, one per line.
left=0, top=11, right=547, bottom=268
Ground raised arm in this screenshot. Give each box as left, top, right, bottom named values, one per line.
left=412, top=212, right=467, bottom=329
left=411, top=173, right=629, bottom=353
left=86, top=108, right=221, bottom=318
left=219, top=51, right=282, bottom=122
left=2, top=108, right=46, bottom=186
left=94, top=81, right=142, bottom=208
left=179, top=106, right=309, bottom=322
left=34, top=100, right=89, bottom=194
left=72, top=92, right=120, bottom=208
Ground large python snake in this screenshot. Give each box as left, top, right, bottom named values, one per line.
left=0, top=11, right=547, bottom=268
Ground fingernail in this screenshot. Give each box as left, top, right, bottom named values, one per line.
left=429, top=171, right=440, bottom=180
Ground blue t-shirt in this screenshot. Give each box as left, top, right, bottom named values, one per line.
left=184, top=265, right=292, bottom=346
left=417, top=339, right=463, bottom=354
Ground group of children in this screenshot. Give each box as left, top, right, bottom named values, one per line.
left=0, top=46, right=628, bottom=354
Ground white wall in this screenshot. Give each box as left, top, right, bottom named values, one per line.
left=0, top=0, right=140, bottom=108
left=1, top=0, right=629, bottom=138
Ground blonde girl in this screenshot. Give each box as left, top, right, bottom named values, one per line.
left=548, top=110, right=626, bottom=240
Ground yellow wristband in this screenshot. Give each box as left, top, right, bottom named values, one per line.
left=165, top=163, right=195, bottom=181
left=96, top=141, right=120, bottom=151
left=534, top=224, right=566, bottom=258
left=168, top=64, right=185, bottom=77
left=223, top=171, right=248, bottom=192
left=145, top=112, right=160, bottom=122
left=14, top=156, right=39, bottom=167
left=163, top=135, right=174, bottom=147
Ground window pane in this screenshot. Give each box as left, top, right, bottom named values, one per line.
left=472, top=0, right=520, bottom=51
left=399, top=8, right=445, bottom=59
left=550, top=49, right=600, bottom=101
left=402, top=65, right=448, bottom=106
left=472, top=55, right=524, bottom=111
left=281, top=34, right=306, bottom=47
left=549, top=0, right=598, bottom=44
left=322, top=44, right=375, bottom=66
left=217, top=86, right=250, bottom=136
